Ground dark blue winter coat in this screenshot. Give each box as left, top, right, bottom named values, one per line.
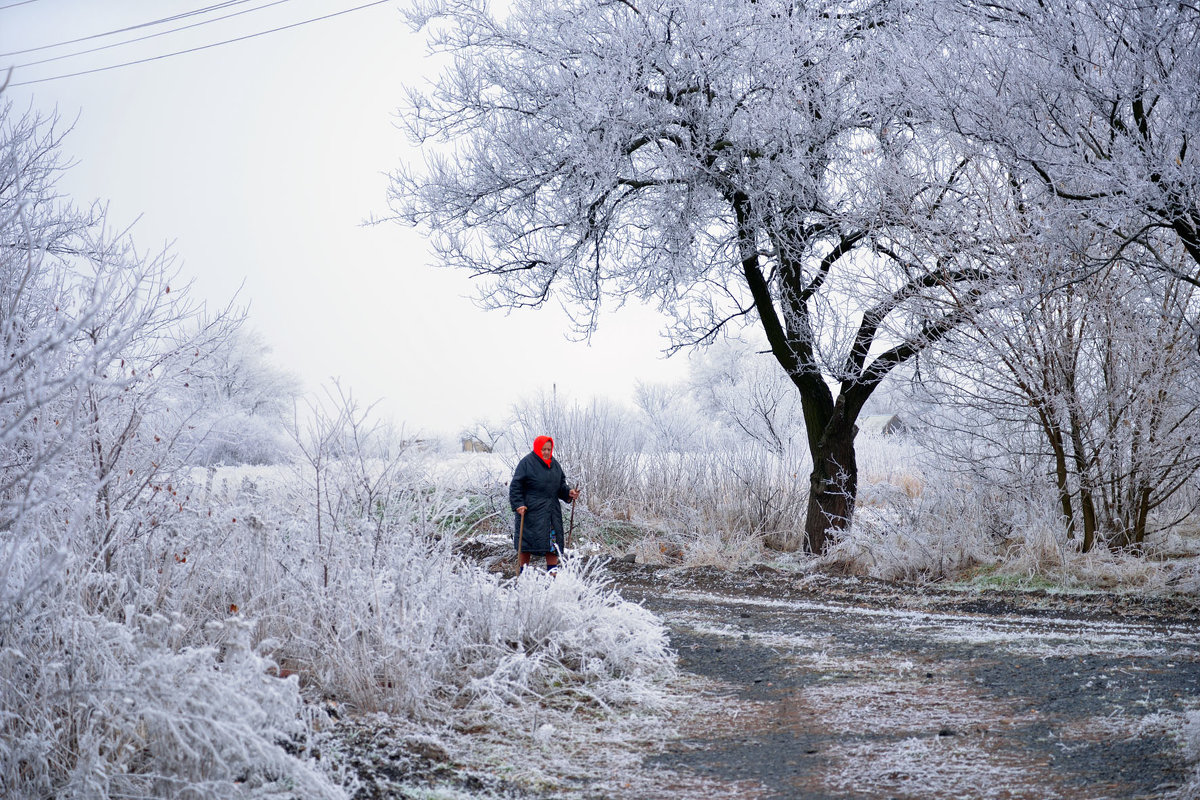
left=509, top=452, right=573, bottom=554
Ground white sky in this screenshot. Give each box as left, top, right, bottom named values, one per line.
left=0, top=0, right=690, bottom=437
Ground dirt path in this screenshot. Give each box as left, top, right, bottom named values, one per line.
left=610, top=563, right=1200, bottom=800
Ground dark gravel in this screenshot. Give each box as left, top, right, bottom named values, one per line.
left=607, top=562, right=1200, bottom=800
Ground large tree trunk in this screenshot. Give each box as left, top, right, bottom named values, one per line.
left=803, top=416, right=858, bottom=554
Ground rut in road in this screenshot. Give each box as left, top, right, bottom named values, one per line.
left=613, top=566, right=1200, bottom=800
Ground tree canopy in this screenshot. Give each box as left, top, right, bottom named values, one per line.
left=393, top=0, right=1200, bottom=551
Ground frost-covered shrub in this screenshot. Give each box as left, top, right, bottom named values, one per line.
left=819, top=466, right=1200, bottom=590
left=820, top=483, right=1004, bottom=581
left=634, top=444, right=808, bottom=553
left=0, top=576, right=343, bottom=800
left=453, top=561, right=675, bottom=713
left=163, top=454, right=675, bottom=723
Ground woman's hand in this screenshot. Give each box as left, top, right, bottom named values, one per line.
left=516, top=506, right=527, bottom=515
left=568, top=489, right=580, bottom=501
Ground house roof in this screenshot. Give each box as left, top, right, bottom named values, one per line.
left=859, top=413, right=908, bottom=435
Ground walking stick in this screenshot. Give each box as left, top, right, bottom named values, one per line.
left=515, top=510, right=525, bottom=574
left=566, top=498, right=575, bottom=551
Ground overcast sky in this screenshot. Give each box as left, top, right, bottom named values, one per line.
left=0, top=0, right=690, bottom=436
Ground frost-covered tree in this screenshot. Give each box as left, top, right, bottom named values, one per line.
left=920, top=228, right=1200, bottom=552
left=634, top=379, right=704, bottom=454
left=0, top=98, right=345, bottom=798
left=393, top=0, right=1003, bottom=551
left=938, top=0, right=1200, bottom=280
left=178, top=327, right=301, bottom=465
left=687, top=337, right=806, bottom=458
left=191, top=327, right=300, bottom=418
left=1, top=105, right=111, bottom=532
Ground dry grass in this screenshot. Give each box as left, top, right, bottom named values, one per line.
left=446, top=431, right=1200, bottom=599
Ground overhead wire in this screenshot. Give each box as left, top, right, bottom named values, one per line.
left=1, top=1, right=259, bottom=57
left=0, top=0, right=42, bottom=10
left=8, top=0, right=392, bottom=87
left=14, top=0, right=299, bottom=70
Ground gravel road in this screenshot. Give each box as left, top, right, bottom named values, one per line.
left=610, top=562, right=1200, bottom=799
left=336, top=560, right=1200, bottom=799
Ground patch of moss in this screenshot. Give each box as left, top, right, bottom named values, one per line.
left=954, top=564, right=1062, bottom=592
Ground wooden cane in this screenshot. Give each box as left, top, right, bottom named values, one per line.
left=566, top=498, right=575, bottom=551
left=515, top=510, right=525, bottom=574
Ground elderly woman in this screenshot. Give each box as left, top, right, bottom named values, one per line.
left=510, top=435, right=580, bottom=573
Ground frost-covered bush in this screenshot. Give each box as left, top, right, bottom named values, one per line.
left=819, top=482, right=1006, bottom=581
left=0, top=599, right=344, bottom=800
left=165, top=439, right=675, bottom=724
left=820, top=464, right=1200, bottom=590
left=0, top=101, right=340, bottom=798
left=636, top=443, right=809, bottom=552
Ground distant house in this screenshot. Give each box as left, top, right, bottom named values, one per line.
left=858, top=413, right=910, bottom=436
left=461, top=437, right=493, bottom=453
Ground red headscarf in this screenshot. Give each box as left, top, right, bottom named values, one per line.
left=532, top=435, right=554, bottom=467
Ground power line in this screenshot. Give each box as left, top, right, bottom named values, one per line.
left=1, top=0, right=257, bottom=57
left=9, top=0, right=392, bottom=87
left=16, top=0, right=299, bottom=70
left=0, top=0, right=42, bottom=10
